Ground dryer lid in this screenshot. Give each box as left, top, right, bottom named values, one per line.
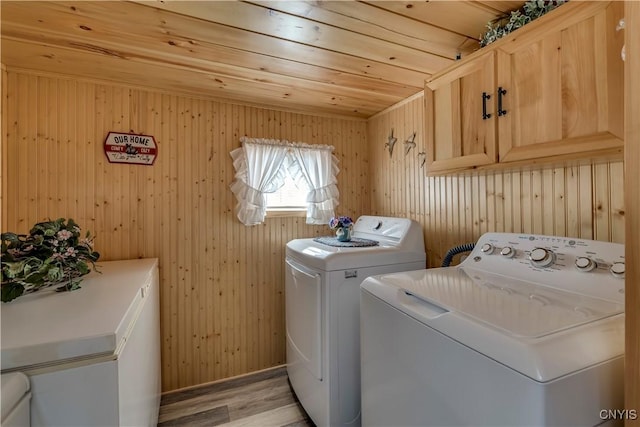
left=287, top=238, right=425, bottom=271
left=286, top=216, right=425, bottom=271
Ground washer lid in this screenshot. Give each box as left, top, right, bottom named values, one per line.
left=1, top=258, right=158, bottom=372
left=362, top=267, right=624, bottom=382
left=396, top=267, right=623, bottom=338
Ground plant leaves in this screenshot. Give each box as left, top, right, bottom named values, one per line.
left=480, top=0, right=566, bottom=47
left=76, top=262, right=89, bottom=275
left=24, top=271, right=46, bottom=284
left=1, top=232, right=19, bottom=243
left=1, top=283, right=25, bottom=302
left=47, top=266, right=63, bottom=281
left=2, top=218, right=100, bottom=302
left=4, top=260, right=26, bottom=278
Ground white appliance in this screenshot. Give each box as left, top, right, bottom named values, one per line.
left=361, top=233, right=625, bottom=427
left=286, top=216, right=426, bottom=427
left=1, top=258, right=161, bottom=427
left=1, top=372, right=31, bottom=426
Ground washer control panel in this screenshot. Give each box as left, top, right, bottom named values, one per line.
left=462, top=232, right=625, bottom=302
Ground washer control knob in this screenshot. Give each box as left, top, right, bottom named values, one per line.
left=529, top=248, right=554, bottom=268
left=481, top=243, right=495, bottom=254
left=610, top=262, right=625, bottom=278
left=575, top=257, right=596, bottom=272
left=500, top=246, right=516, bottom=258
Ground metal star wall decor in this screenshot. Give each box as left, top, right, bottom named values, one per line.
left=385, top=128, right=397, bottom=157
left=404, top=132, right=417, bottom=155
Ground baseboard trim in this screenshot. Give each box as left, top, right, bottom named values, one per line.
left=161, top=364, right=287, bottom=397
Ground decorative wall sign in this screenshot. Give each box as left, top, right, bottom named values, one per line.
left=104, top=132, right=157, bottom=165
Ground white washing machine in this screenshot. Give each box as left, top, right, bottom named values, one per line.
left=361, top=232, right=625, bottom=427
left=286, top=216, right=426, bottom=427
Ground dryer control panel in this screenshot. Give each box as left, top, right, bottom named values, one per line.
left=353, top=216, right=410, bottom=240
left=461, top=233, right=625, bottom=302
left=353, top=216, right=424, bottom=251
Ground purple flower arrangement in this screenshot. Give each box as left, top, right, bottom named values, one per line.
left=1, top=218, right=100, bottom=302
left=329, top=216, right=353, bottom=230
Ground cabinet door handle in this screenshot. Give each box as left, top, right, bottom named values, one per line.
left=498, top=87, right=507, bottom=116
left=482, top=92, right=491, bottom=120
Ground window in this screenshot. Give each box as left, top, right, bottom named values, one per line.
left=230, top=137, right=339, bottom=225
left=265, top=172, right=307, bottom=212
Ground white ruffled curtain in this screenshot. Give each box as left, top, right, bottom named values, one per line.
left=229, top=140, right=289, bottom=226
left=230, top=137, right=339, bottom=226
left=288, top=146, right=339, bottom=225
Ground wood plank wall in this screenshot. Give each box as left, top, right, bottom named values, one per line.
left=0, top=70, right=369, bottom=392
left=625, top=0, right=640, bottom=419
left=1, top=65, right=6, bottom=231
left=368, top=93, right=625, bottom=268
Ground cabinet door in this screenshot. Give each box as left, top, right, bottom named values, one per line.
left=497, top=2, right=624, bottom=163
left=425, top=52, right=497, bottom=174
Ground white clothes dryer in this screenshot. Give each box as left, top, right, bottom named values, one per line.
left=286, top=216, right=426, bottom=427
left=361, top=232, right=625, bottom=427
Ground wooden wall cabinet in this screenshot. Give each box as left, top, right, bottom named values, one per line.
left=424, top=52, right=497, bottom=174
left=425, top=1, right=624, bottom=175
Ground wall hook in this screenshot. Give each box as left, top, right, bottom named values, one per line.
left=404, top=132, right=417, bottom=155
left=417, top=152, right=426, bottom=168
left=385, top=129, right=397, bottom=157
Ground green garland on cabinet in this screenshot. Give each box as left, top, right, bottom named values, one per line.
left=480, top=0, right=568, bottom=47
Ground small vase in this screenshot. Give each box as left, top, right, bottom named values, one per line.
left=336, top=226, right=352, bottom=242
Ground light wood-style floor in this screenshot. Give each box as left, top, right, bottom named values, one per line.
left=158, top=366, right=314, bottom=427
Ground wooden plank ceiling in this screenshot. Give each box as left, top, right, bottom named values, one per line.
left=0, top=1, right=524, bottom=118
